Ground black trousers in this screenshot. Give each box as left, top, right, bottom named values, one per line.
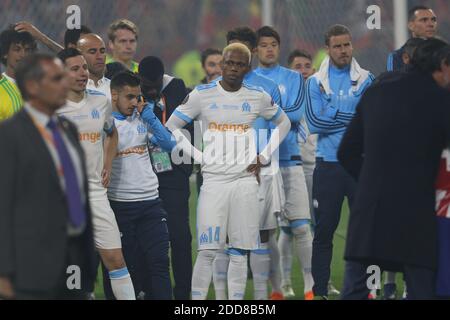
left=103, top=199, right=172, bottom=300
left=311, top=159, right=356, bottom=296
left=341, top=260, right=437, bottom=300
left=159, top=187, right=192, bottom=300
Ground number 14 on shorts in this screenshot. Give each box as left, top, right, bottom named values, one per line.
left=199, top=226, right=220, bottom=245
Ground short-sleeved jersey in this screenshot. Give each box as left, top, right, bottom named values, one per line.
left=173, top=81, right=282, bottom=180
left=56, top=89, right=114, bottom=199
left=0, top=76, right=23, bottom=121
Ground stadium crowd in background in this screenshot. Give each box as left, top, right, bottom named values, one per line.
left=0, top=4, right=450, bottom=301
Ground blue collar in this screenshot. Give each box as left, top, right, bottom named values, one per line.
left=112, top=111, right=127, bottom=120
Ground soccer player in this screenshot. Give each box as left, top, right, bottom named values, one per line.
left=387, top=5, right=437, bottom=71
left=108, top=71, right=175, bottom=299
left=201, top=48, right=222, bottom=84
left=78, top=33, right=111, bottom=100
left=166, top=43, right=291, bottom=300
left=255, top=26, right=314, bottom=300
left=305, top=25, right=374, bottom=299
left=0, top=26, right=36, bottom=120
left=106, top=19, right=139, bottom=72
left=210, top=26, right=283, bottom=301
left=56, top=48, right=135, bottom=300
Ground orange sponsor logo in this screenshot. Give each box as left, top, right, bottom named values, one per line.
left=208, top=122, right=250, bottom=134
left=79, top=132, right=101, bottom=143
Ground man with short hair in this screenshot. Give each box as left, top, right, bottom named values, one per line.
left=305, top=24, right=374, bottom=299
left=0, top=53, right=96, bottom=299
left=166, top=43, right=291, bottom=300
left=108, top=71, right=175, bottom=299
left=255, top=25, right=314, bottom=300
left=387, top=5, right=437, bottom=71
left=0, top=26, right=36, bottom=120
left=106, top=19, right=139, bottom=72
left=56, top=48, right=136, bottom=300
left=78, top=33, right=111, bottom=100
left=288, top=49, right=315, bottom=80
left=201, top=48, right=222, bottom=84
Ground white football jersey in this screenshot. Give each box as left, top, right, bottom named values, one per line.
left=57, top=89, right=114, bottom=199
left=87, top=77, right=111, bottom=102
left=174, top=81, right=282, bottom=180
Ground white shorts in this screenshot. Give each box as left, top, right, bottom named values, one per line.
left=279, top=166, right=311, bottom=223
left=258, top=171, right=285, bottom=230
left=196, top=176, right=260, bottom=251
left=90, top=195, right=122, bottom=250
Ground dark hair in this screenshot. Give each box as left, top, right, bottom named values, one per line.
left=108, top=19, right=138, bottom=42
left=110, top=70, right=140, bottom=91
left=105, top=61, right=127, bottom=80
left=288, top=49, right=312, bottom=66
left=408, top=5, right=432, bottom=22
left=226, top=27, right=257, bottom=49
left=403, top=37, right=426, bottom=59
left=256, top=26, right=281, bottom=46
left=138, top=56, right=164, bottom=81
left=15, top=53, right=56, bottom=100
left=201, top=48, right=222, bottom=67
left=57, top=48, right=83, bottom=63
left=325, top=24, right=351, bottom=46
left=64, top=25, right=92, bottom=48
left=411, top=38, right=449, bottom=73
left=0, top=25, right=37, bottom=65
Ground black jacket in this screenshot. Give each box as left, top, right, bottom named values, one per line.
left=338, top=71, right=450, bottom=271
left=153, top=76, right=192, bottom=191
left=0, top=109, right=96, bottom=293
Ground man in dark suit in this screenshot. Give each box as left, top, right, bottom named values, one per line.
left=338, top=39, right=450, bottom=300
left=138, top=56, right=193, bottom=300
left=0, top=53, right=96, bottom=299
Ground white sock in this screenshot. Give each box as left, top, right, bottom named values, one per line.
left=212, top=249, right=229, bottom=300
left=268, top=231, right=282, bottom=293
left=192, top=250, right=216, bottom=300
left=109, top=267, right=136, bottom=300
left=291, top=221, right=314, bottom=293
left=250, top=243, right=270, bottom=300
left=384, top=271, right=396, bottom=284
left=278, top=229, right=293, bottom=287
left=227, top=249, right=248, bottom=300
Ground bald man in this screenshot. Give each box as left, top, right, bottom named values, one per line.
left=78, top=33, right=111, bottom=100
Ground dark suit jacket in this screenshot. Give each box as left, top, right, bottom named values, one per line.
left=0, top=109, right=96, bottom=294
left=338, top=70, right=450, bottom=271
left=154, top=76, right=192, bottom=192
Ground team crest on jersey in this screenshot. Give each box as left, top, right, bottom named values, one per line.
left=278, top=84, right=286, bottom=95
left=242, top=102, right=251, bottom=112
left=137, top=124, right=147, bottom=135
left=209, top=103, right=219, bottom=110
left=91, top=109, right=100, bottom=119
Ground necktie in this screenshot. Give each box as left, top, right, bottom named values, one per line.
left=47, top=119, right=86, bottom=228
